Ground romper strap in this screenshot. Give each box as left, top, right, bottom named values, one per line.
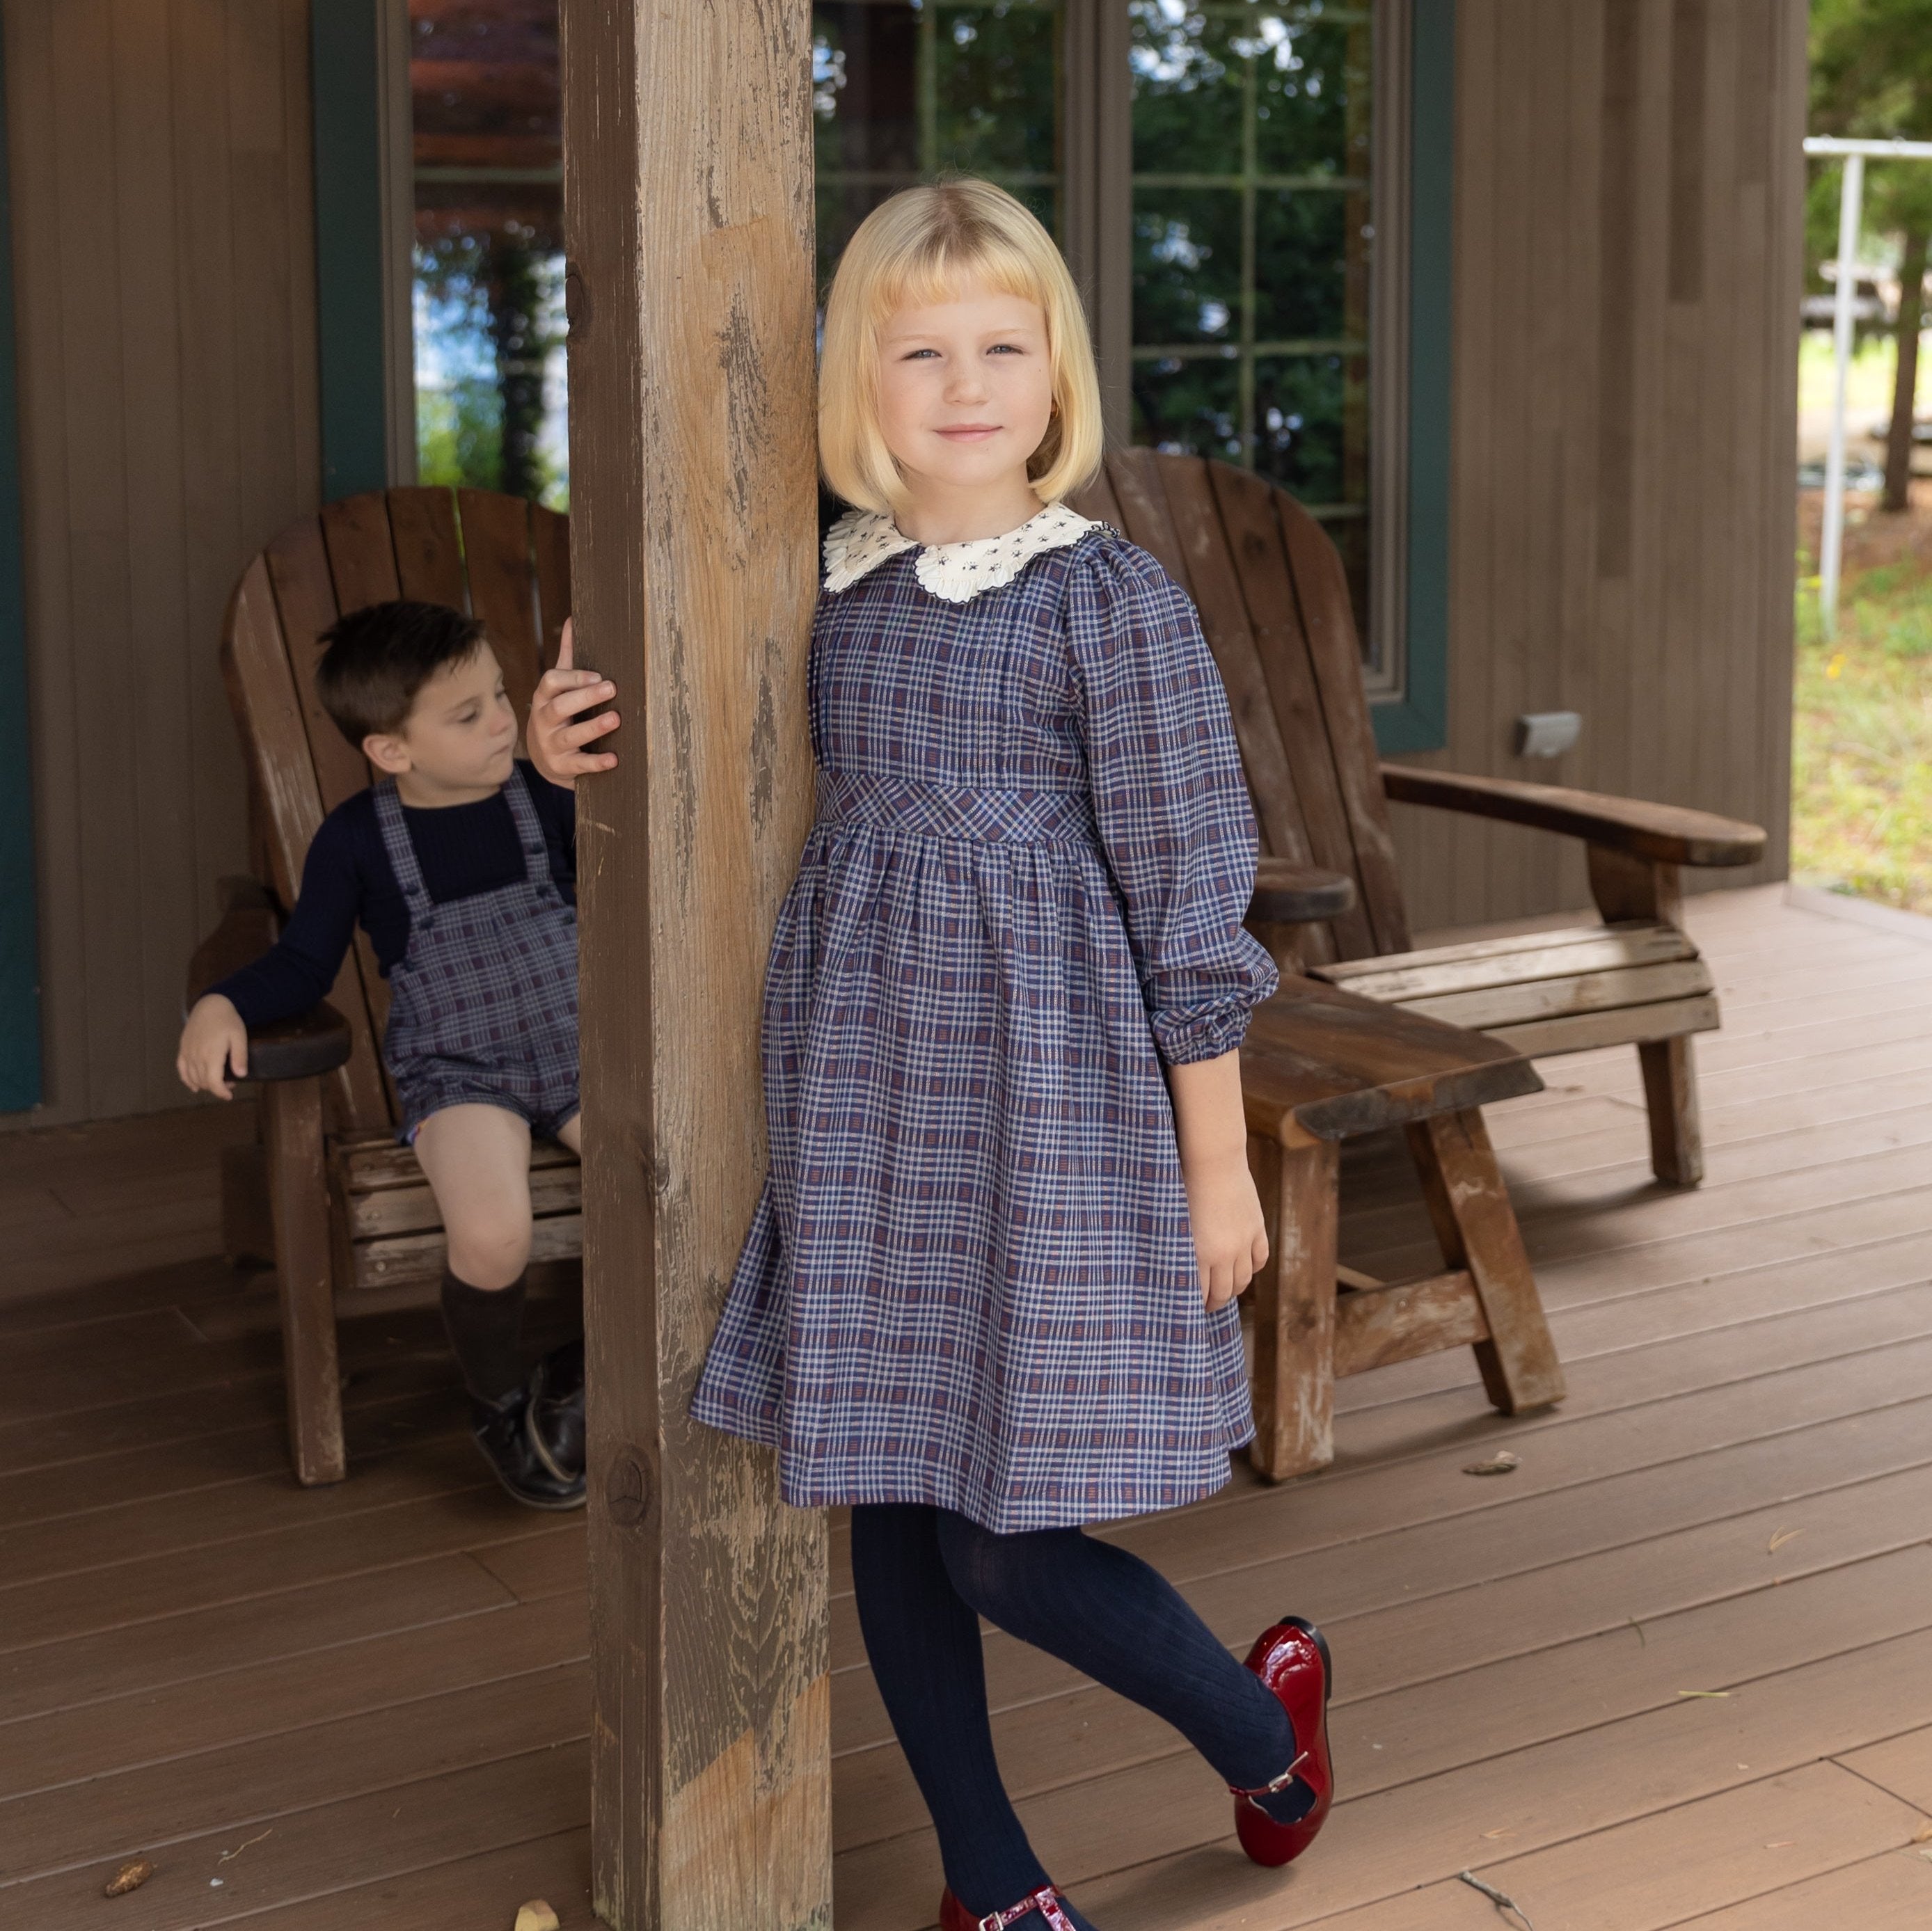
left=499, top=763, right=552, bottom=884
left=372, top=778, right=435, bottom=919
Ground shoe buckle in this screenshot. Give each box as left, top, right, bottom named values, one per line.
left=1229, top=1747, right=1309, bottom=1805
left=979, top=1884, right=1077, bottom=1931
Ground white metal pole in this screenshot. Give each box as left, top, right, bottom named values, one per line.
left=1820, top=151, right=1864, bottom=637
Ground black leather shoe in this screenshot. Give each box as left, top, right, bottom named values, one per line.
left=525, top=1338, right=585, bottom=1484
left=470, top=1389, right=585, bottom=1510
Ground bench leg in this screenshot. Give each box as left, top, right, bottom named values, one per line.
left=262, top=1077, right=346, bottom=1485
left=1638, top=1035, right=1705, bottom=1186
left=1246, top=1135, right=1338, bottom=1481
left=1407, top=1109, right=1565, bottom=1415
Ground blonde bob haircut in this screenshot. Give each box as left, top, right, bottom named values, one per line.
left=819, top=178, right=1104, bottom=516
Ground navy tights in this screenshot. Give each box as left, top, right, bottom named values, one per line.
left=850, top=1503, right=1307, bottom=1927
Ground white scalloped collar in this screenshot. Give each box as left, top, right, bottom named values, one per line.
left=822, top=502, right=1099, bottom=603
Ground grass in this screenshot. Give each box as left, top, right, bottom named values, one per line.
left=1792, top=496, right=1932, bottom=914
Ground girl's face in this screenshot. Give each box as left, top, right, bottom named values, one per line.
left=874, top=279, right=1055, bottom=502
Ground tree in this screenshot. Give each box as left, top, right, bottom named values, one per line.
left=1812, top=0, right=1932, bottom=512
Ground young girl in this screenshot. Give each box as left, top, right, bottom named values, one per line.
left=532, top=178, right=1333, bottom=1930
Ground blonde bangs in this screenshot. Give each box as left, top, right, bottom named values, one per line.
left=819, top=180, right=1104, bottom=518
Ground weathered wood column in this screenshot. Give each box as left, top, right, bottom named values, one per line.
left=560, top=7, right=827, bottom=1928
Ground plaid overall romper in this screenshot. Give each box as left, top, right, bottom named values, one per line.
left=372, top=765, right=580, bottom=1143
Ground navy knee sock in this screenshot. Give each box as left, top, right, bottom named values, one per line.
left=850, top=1505, right=1309, bottom=1930
left=932, top=1510, right=1310, bottom=1824
left=439, top=1266, right=528, bottom=1405
left=850, top=1505, right=1068, bottom=1921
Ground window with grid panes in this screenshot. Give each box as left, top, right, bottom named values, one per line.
left=1130, top=1, right=1373, bottom=637
left=800, top=2, right=1428, bottom=705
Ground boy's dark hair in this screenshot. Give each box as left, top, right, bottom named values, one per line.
left=313, top=600, right=490, bottom=749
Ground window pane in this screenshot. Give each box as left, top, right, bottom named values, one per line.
left=1253, top=189, right=1349, bottom=342
left=1130, top=10, right=1246, bottom=176
left=1131, top=352, right=1244, bottom=463
left=813, top=1, right=1064, bottom=295
left=411, top=0, right=567, bottom=507
left=1252, top=352, right=1347, bottom=497
left=1251, top=18, right=1365, bottom=177
left=1132, top=187, right=1243, bottom=347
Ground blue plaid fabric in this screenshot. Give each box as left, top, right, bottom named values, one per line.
left=691, top=529, right=1277, bottom=1531
left=374, top=765, right=580, bottom=1142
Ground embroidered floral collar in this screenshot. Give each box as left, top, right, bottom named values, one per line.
left=822, top=502, right=1100, bottom=603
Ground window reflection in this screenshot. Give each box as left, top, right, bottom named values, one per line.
left=812, top=1, right=1066, bottom=293
left=410, top=0, right=567, bottom=507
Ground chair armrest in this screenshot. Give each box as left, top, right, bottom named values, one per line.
left=186, top=877, right=352, bottom=1083
left=1249, top=859, right=1358, bottom=925
left=237, top=1004, right=355, bottom=1082
left=1381, top=765, right=1766, bottom=868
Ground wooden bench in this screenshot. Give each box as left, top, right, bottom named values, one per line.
left=193, top=488, right=581, bottom=1486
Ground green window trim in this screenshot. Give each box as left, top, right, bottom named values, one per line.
left=1371, top=0, right=1451, bottom=754
left=0, top=22, right=40, bottom=1113
left=312, top=0, right=413, bottom=500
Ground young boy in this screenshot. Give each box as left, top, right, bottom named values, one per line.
left=178, top=600, right=603, bottom=1509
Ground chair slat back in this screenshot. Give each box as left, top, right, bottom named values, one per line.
left=458, top=488, right=546, bottom=722
left=388, top=487, right=469, bottom=607
left=221, top=490, right=573, bottom=1134
left=221, top=558, right=395, bottom=1128
left=1070, top=450, right=1411, bottom=962
left=532, top=504, right=571, bottom=674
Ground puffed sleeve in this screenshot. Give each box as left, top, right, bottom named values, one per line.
left=1066, top=532, right=1278, bottom=1064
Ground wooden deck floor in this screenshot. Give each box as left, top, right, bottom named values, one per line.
left=5, top=884, right=1932, bottom=1930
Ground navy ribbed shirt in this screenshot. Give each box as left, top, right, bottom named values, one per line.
left=211, top=763, right=576, bottom=1029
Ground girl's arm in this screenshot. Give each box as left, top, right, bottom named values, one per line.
left=1067, top=541, right=1280, bottom=1310
left=1167, top=1049, right=1268, bottom=1312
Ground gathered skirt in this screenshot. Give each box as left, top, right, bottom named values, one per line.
left=691, top=767, right=1256, bottom=1533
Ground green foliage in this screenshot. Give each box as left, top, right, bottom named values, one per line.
left=1807, top=0, right=1932, bottom=290
left=414, top=229, right=567, bottom=508
left=1791, top=538, right=1932, bottom=913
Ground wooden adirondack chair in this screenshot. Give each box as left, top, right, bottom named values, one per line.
left=189, top=488, right=582, bottom=1486
left=1069, top=447, right=1764, bottom=1477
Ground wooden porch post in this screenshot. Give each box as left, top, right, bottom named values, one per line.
left=560, top=8, right=827, bottom=1930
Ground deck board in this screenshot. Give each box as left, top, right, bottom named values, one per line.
left=3, top=886, right=1931, bottom=1928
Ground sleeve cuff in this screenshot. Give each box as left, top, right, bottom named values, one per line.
left=1151, top=978, right=1279, bottom=1066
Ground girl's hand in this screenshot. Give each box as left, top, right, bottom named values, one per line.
left=1182, top=1150, right=1269, bottom=1311
left=528, top=619, right=620, bottom=788
left=177, top=994, right=248, bottom=1100
left=1166, top=1049, right=1269, bottom=1310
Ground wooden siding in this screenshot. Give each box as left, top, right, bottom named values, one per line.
left=1390, top=0, right=1806, bottom=935
left=0, top=0, right=319, bottom=1128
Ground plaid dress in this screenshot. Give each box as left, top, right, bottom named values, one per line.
left=691, top=507, right=1278, bottom=1532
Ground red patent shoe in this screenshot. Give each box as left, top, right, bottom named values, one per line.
left=1232, top=1614, right=1333, bottom=1867
left=939, top=1882, right=1080, bottom=1930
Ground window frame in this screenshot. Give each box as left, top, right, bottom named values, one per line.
left=0, top=20, right=39, bottom=1111
left=1370, top=0, right=1451, bottom=753
left=312, top=0, right=416, bottom=499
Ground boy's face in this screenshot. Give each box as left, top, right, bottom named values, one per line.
left=364, top=644, right=518, bottom=798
